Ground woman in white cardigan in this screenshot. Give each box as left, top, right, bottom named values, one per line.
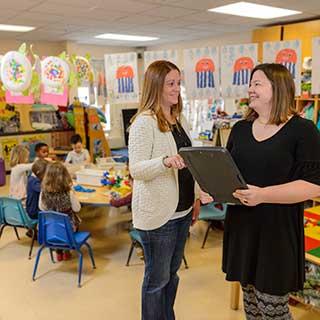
left=129, top=60, right=200, bottom=320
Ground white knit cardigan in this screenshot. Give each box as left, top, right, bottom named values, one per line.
left=129, top=112, right=199, bottom=230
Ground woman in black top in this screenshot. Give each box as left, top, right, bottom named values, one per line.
left=202, top=63, right=320, bottom=319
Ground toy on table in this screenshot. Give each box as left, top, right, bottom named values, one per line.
left=101, top=170, right=131, bottom=199
left=73, top=184, right=96, bottom=193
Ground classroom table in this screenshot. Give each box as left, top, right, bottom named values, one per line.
left=230, top=205, right=320, bottom=310
left=73, top=184, right=111, bottom=206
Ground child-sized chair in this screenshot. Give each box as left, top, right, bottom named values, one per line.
left=126, top=228, right=189, bottom=269
left=199, top=202, right=227, bottom=248
left=0, top=197, right=38, bottom=259
left=32, top=211, right=96, bottom=287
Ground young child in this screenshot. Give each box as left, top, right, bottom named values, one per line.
left=65, top=134, right=90, bottom=165
left=9, top=145, right=33, bottom=201
left=34, top=142, right=50, bottom=161
left=26, top=159, right=48, bottom=219
left=39, top=162, right=81, bottom=261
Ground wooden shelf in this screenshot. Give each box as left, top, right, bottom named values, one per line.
left=295, top=95, right=319, bottom=124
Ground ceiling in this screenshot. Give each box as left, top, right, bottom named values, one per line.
left=1, top=0, right=320, bottom=47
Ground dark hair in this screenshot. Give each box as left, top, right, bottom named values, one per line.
left=245, top=63, right=297, bottom=125
left=35, top=142, right=48, bottom=152
left=70, top=134, right=82, bottom=145
left=32, top=159, right=48, bottom=181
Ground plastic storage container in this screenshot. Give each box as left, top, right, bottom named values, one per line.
left=76, top=169, right=105, bottom=186
left=96, top=157, right=126, bottom=171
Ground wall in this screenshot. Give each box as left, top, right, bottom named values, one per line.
left=147, top=31, right=253, bottom=117
left=0, top=39, right=66, bottom=56
left=0, top=32, right=253, bottom=148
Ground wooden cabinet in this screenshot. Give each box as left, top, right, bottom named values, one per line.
left=283, top=20, right=320, bottom=60
left=295, top=96, right=319, bottom=124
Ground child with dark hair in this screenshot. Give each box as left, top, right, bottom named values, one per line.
left=26, top=159, right=48, bottom=219
left=34, top=142, right=49, bottom=161
left=65, top=134, right=90, bottom=164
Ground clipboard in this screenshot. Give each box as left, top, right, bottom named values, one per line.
left=179, top=147, right=247, bottom=205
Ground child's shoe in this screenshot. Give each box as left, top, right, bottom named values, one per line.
left=63, top=251, right=72, bottom=261
left=56, top=252, right=63, bottom=262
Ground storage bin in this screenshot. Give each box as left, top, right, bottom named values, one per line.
left=76, top=169, right=105, bottom=186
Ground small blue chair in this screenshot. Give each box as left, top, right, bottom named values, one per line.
left=32, top=211, right=96, bottom=287
left=0, top=197, right=38, bottom=258
left=199, top=202, right=227, bottom=248
left=126, top=228, right=189, bottom=268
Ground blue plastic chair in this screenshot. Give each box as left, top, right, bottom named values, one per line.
left=126, top=228, right=188, bottom=268
left=32, top=211, right=96, bottom=287
left=199, top=202, right=227, bottom=248
left=0, top=197, right=38, bottom=258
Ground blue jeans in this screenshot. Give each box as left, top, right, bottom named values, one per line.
left=137, top=212, right=192, bottom=320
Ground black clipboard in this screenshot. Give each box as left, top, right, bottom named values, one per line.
left=179, top=147, right=247, bottom=205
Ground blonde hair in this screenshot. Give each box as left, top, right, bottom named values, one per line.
left=10, top=145, right=29, bottom=167
left=131, top=60, right=183, bottom=132
left=42, top=162, right=72, bottom=193
left=245, top=63, right=297, bottom=125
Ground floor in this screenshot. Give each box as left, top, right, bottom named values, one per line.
left=0, top=177, right=319, bottom=320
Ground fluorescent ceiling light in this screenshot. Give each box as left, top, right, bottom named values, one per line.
left=0, top=24, right=35, bottom=32
left=208, top=2, right=301, bottom=19
left=95, top=33, right=159, bottom=41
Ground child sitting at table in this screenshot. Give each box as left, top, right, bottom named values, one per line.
left=39, top=162, right=81, bottom=261
left=65, top=134, right=91, bottom=165
left=26, top=159, right=48, bottom=219
left=9, top=145, right=33, bottom=201
left=34, top=142, right=50, bottom=161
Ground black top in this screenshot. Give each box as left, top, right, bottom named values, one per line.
left=171, top=122, right=195, bottom=212
left=223, top=116, right=320, bottom=295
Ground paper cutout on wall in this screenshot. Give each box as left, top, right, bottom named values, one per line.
left=104, top=52, right=139, bottom=104
left=232, top=57, right=254, bottom=85
left=144, top=50, right=179, bottom=71
left=275, top=49, right=297, bottom=78
left=116, top=65, right=134, bottom=93
left=263, top=40, right=301, bottom=95
left=221, top=44, right=257, bottom=98
left=312, top=37, right=320, bottom=94
left=183, top=47, right=220, bottom=99
left=196, top=58, right=215, bottom=88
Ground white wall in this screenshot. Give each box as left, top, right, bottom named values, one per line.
left=146, top=31, right=253, bottom=117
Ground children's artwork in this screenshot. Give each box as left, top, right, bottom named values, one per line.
left=221, top=44, right=257, bottom=98
left=104, top=52, right=139, bottom=104
left=75, top=56, right=92, bottom=84
left=0, top=51, right=32, bottom=93
left=312, top=37, right=320, bottom=94
left=144, top=50, right=179, bottom=71
left=183, top=47, right=219, bottom=99
left=0, top=137, right=18, bottom=167
left=40, top=56, right=69, bottom=106
left=263, top=40, right=301, bottom=95
left=91, top=59, right=107, bottom=101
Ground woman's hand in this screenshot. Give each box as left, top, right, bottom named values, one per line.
left=191, top=199, right=201, bottom=226
left=233, top=184, right=265, bottom=206
left=199, top=190, right=214, bottom=204
left=163, top=154, right=186, bottom=170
